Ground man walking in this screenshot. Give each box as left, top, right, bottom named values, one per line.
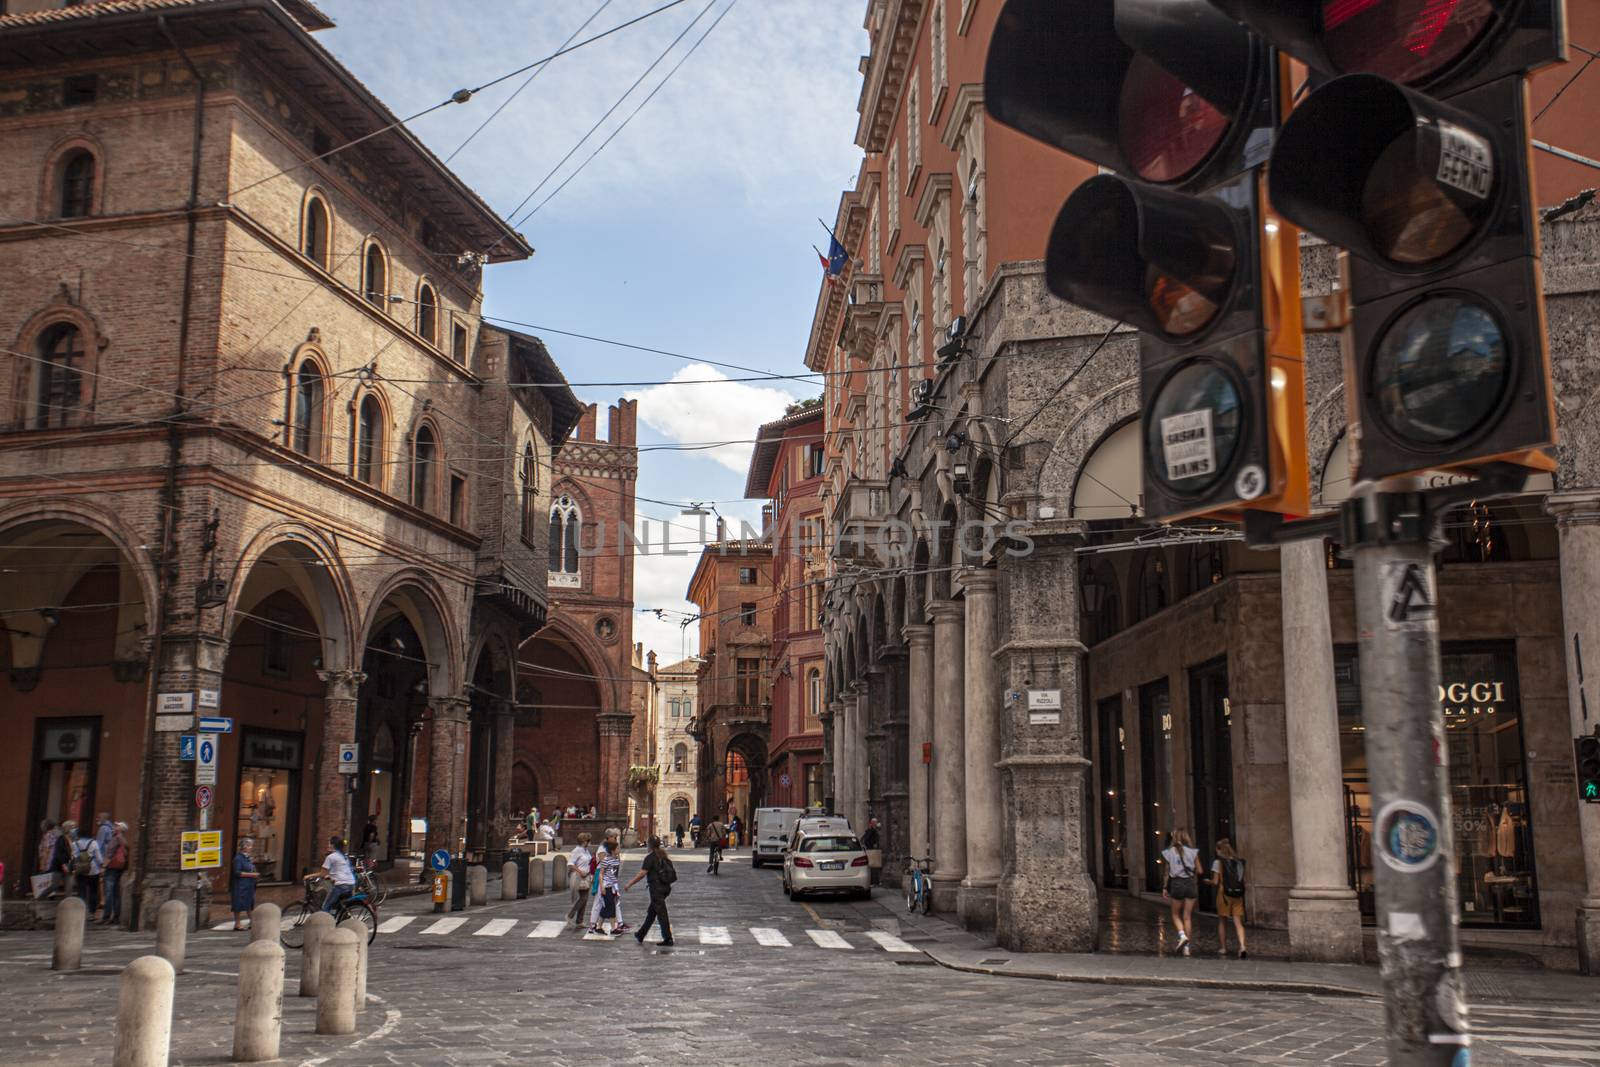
left=703, top=816, right=726, bottom=875
left=625, top=836, right=676, bottom=946
left=861, top=817, right=883, bottom=886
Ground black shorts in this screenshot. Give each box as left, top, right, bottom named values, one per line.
left=1168, top=876, right=1198, bottom=900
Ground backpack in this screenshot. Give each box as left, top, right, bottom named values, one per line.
left=1221, top=857, right=1246, bottom=898
left=655, top=855, right=678, bottom=895
left=106, top=839, right=128, bottom=871
left=72, top=841, right=94, bottom=876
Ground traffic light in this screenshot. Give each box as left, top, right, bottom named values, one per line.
left=1229, top=1, right=1567, bottom=482
left=1578, top=734, right=1600, bottom=804
left=985, top=0, right=1310, bottom=522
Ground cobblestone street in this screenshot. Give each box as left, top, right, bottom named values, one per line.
left=2, top=850, right=1595, bottom=1066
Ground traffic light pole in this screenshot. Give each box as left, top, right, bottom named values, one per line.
left=1344, top=483, right=1466, bottom=1067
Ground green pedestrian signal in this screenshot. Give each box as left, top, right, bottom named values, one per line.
left=1587, top=782, right=1599, bottom=801
left=1577, top=735, right=1600, bottom=804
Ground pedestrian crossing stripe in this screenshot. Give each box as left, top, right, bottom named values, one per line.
left=863, top=930, right=918, bottom=953
left=375, top=916, right=920, bottom=953
left=1501, top=1048, right=1600, bottom=1061
left=697, top=925, right=732, bottom=945
left=749, top=927, right=791, bottom=947
left=527, top=920, right=565, bottom=938
left=376, top=915, right=416, bottom=934
left=421, top=917, right=467, bottom=935
left=474, top=918, right=517, bottom=936
left=806, top=929, right=852, bottom=950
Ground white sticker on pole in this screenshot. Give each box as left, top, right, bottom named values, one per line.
left=1382, top=561, right=1436, bottom=631
left=1436, top=121, right=1493, bottom=199
left=1159, top=409, right=1214, bottom=483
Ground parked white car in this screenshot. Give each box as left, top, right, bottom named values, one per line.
left=782, top=826, right=871, bottom=900
left=751, top=807, right=805, bottom=868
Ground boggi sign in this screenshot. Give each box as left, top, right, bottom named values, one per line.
left=1439, top=680, right=1507, bottom=717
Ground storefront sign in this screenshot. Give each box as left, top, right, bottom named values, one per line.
left=1376, top=800, right=1442, bottom=873
left=180, top=829, right=222, bottom=870
left=1438, top=680, right=1506, bottom=717
left=243, top=734, right=301, bottom=769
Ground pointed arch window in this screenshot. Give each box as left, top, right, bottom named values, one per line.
left=291, top=359, right=324, bottom=457
left=806, top=666, right=823, bottom=729
left=417, top=283, right=438, bottom=345
left=355, top=393, right=383, bottom=485
left=35, top=323, right=86, bottom=428
left=303, top=195, right=330, bottom=266
left=519, top=442, right=538, bottom=544
left=412, top=424, right=437, bottom=511
left=548, top=495, right=581, bottom=574
left=60, top=150, right=95, bottom=218
left=363, top=241, right=387, bottom=306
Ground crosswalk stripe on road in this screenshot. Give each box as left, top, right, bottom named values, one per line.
left=474, top=918, right=518, bottom=937
left=527, top=920, right=565, bottom=938
left=697, top=925, right=733, bottom=945
left=1501, top=1050, right=1600, bottom=1062
left=749, top=927, right=791, bottom=947
left=806, top=929, right=852, bottom=950
left=377, top=914, right=921, bottom=954
left=376, top=915, right=416, bottom=934
left=863, top=930, right=918, bottom=953
left=421, top=917, right=467, bottom=935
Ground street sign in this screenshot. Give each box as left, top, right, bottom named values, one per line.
left=778, top=773, right=791, bottom=788
left=430, top=848, right=451, bottom=872
left=179, top=735, right=196, bottom=761
left=195, top=785, right=212, bottom=809
left=338, top=743, right=359, bottom=774
left=157, top=692, right=194, bottom=714
left=198, top=716, right=233, bottom=734
left=1027, top=689, right=1062, bottom=711
left=156, top=714, right=192, bottom=733
left=196, top=736, right=218, bottom=786
left=180, top=829, right=222, bottom=870
left=198, top=688, right=220, bottom=709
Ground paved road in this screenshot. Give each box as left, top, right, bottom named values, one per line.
left=0, top=849, right=1592, bottom=1065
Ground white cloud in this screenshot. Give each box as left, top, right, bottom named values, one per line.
left=631, top=535, right=702, bottom=663
left=626, top=364, right=798, bottom=473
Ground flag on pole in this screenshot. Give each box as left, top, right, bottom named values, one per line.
left=817, top=218, right=849, bottom=278
left=813, top=245, right=841, bottom=285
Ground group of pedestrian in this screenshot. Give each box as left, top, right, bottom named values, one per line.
left=1162, top=829, right=1249, bottom=959
left=562, top=829, right=678, bottom=945
left=32, top=814, right=129, bottom=925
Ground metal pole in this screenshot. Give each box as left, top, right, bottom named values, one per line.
left=1346, top=485, right=1468, bottom=1066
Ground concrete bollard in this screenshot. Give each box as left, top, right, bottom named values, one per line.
left=232, top=940, right=284, bottom=1063
left=467, top=864, right=487, bottom=906
left=298, top=911, right=335, bottom=998
left=114, top=955, right=175, bottom=1067
left=314, top=928, right=359, bottom=1036
left=551, top=854, right=568, bottom=891
left=53, top=895, right=87, bottom=971
left=154, top=900, right=188, bottom=976
left=248, top=902, right=281, bottom=945
left=337, top=917, right=368, bottom=1015
left=501, top=860, right=517, bottom=901
left=529, top=856, right=546, bottom=896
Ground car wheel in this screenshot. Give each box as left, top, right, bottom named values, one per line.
left=751, top=856, right=761, bottom=869
left=857, top=888, right=872, bottom=901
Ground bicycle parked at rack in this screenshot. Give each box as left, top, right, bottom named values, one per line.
left=353, top=858, right=387, bottom=907
left=280, top=875, right=377, bottom=948
left=905, top=856, right=933, bottom=915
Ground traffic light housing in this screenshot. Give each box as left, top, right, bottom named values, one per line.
left=1245, top=2, right=1567, bottom=483
left=1578, top=734, right=1600, bottom=804
left=985, top=0, right=1310, bottom=522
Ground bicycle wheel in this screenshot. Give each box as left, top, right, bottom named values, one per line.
left=280, top=902, right=313, bottom=949
left=340, top=900, right=377, bottom=945
left=370, top=879, right=389, bottom=907
left=920, top=876, right=933, bottom=915
left=906, top=875, right=918, bottom=914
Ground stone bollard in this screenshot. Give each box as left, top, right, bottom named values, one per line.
left=501, top=860, right=517, bottom=901
left=314, top=928, right=359, bottom=1036
left=53, top=896, right=87, bottom=971
left=551, top=854, right=568, bottom=891
left=232, top=940, right=284, bottom=1063
left=337, top=917, right=368, bottom=1015
left=298, top=912, right=335, bottom=998
left=467, top=864, right=487, bottom=906
left=529, top=856, right=546, bottom=896
left=154, top=900, right=188, bottom=976
left=114, top=955, right=175, bottom=1067
left=248, top=902, right=280, bottom=945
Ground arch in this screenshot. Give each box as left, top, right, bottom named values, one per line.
left=1036, top=372, right=1141, bottom=513
left=284, top=345, right=331, bottom=461
left=672, top=742, right=688, bottom=773
left=723, top=732, right=769, bottom=818
left=362, top=238, right=389, bottom=306
left=668, top=795, right=691, bottom=833
left=10, top=298, right=105, bottom=431
left=42, top=137, right=104, bottom=219
left=300, top=188, right=332, bottom=269
left=416, top=280, right=439, bottom=346
left=410, top=419, right=442, bottom=513
left=1071, top=416, right=1144, bottom=520
left=870, top=589, right=888, bottom=658
left=905, top=539, right=928, bottom=632
left=512, top=761, right=539, bottom=812
left=465, top=626, right=517, bottom=704
left=224, top=522, right=358, bottom=671
left=524, top=612, right=621, bottom=715
left=359, top=569, right=462, bottom=698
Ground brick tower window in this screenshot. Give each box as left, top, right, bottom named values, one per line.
left=291, top=359, right=324, bottom=458
left=34, top=323, right=85, bottom=429
left=355, top=393, right=383, bottom=485
left=519, top=443, right=537, bottom=544
left=549, top=495, right=581, bottom=574
left=303, top=195, right=330, bottom=267
left=363, top=241, right=387, bottom=306
left=59, top=150, right=95, bottom=218
left=412, top=424, right=437, bottom=511
left=417, top=283, right=438, bottom=345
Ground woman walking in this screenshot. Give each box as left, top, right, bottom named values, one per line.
left=625, top=835, right=676, bottom=946
left=565, top=832, right=594, bottom=932
left=99, top=822, right=129, bottom=925
left=1162, top=829, right=1200, bottom=957
left=231, top=837, right=260, bottom=930
left=1208, top=838, right=1249, bottom=959
left=589, top=838, right=624, bottom=935
left=69, top=822, right=103, bottom=912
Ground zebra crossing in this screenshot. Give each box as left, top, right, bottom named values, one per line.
left=371, top=912, right=921, bottom=954
left=1471, top=1003, right=1600, bottom=1064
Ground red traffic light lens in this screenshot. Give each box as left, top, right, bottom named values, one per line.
left=1370, top=295, right=1508, bottom=445
left=1361, top=123, right=1494, bottom=265
left=1320, top=0, right=1498, bottom=87
left=1119, top=54, right=1230, bottom=185
left=1146, top=266, right=1224, bottom=337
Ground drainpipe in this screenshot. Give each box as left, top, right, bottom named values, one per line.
left=131, top=16, right=206, bottom=929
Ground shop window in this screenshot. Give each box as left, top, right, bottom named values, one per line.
left=236, top=731, right=301, bottom=882
left=1188, top=658, right=1233, bottom=913
left=417, top=283, right=438, bottom=345
left=1337, top=643, right=1539, bottom=927
left=302, top=195, right=330, bottom=267
left=34, top=322, right=86, bottom=429
left=411, top=424, right=437, bottom=511
left=59, top=149, right=96, bottom=218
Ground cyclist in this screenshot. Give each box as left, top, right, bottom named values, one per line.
left=312, top=835, right=358, bottom=914
left=703, top=816, right=726, bottom=875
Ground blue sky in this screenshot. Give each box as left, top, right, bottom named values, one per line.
left=314, top=0, right=867, bottom=658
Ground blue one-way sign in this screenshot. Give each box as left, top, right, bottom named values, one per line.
left=198, top=716, right=233, bottom=734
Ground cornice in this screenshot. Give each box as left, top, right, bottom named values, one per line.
left=854, top=0, right=927, bottom=154
left=939, top=82, right=984, bottom=150
left=914, top=171, right=952, bottom=229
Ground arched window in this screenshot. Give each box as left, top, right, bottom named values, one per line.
left=60, top=150, right=96, bottom=218
left=355, top=393, right=383, bottom=485
left=363, top=242, right=387, bottom=306
left=35, top=323, right=85, bottom=428
left=548, top=494, right=581, bottom=573
left=519, top=442, right=537, bottom=543
left=291, top=359, right=324, bottom=457
left=303, top=195, right=330, bottom=266
left=412, top=424, right=437, bottom=510
left=417, top=284, right=439, bottom=345
left=672, top=743, right=687, bottom=773
left=806, top=667, right=822, bottom=727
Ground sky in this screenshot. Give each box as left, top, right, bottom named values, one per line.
left=313, top=0, right=867, bottom=660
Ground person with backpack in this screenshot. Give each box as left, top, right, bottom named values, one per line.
left=703, top=817, right=725, bottom=875
left=99, top=822, right=129, bottom=925
left=69, top=822, right=104, bottom=912
left=1208, top=837, right=1249, bottom=959
left=625, top=835, right=676, bottom=946
left=1161, top=828, right=1200, bottom=957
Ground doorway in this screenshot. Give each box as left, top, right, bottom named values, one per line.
left=27, top=718, right=100, bottom=875
left=1139, top=679, right=1174, bottom=893
left=1097, top=695, right=1129, bottom=889
left=1188, top=658, right=1234, bottom=911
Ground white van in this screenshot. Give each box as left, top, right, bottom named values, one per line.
left=751, top=807, right=805, bottom=868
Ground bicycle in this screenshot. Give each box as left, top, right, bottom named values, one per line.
left=707, top=841, right=723, bottom=876
left=905, top=856, right=933, bottom=915
left=281, top=875, right=377, bottom=948
left=354, top=858, right=387, bottom=907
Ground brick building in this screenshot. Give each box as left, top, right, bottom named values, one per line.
left=808, top=0, right=1600, bottom=972
left=685, top=532, right=772, bottom=826
left=0, top=0, right=579, bottom=923
left=745, top=402, right=828, bottom=810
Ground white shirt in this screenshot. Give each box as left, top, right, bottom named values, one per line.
left=1162, top=846, right=1198, bottom=879
left=323, top=850, right=356, bottom=886
left=569, top=844, right=593, bottom=878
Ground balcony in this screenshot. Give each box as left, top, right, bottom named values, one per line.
left=841, top=274, right=885, bottom=363
left=830, top=476, right=891, bottom=565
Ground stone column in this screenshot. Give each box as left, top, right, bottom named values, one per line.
left=904, top=624, right=934, bottom=867
left=1280, top=540, right=1364, bottom=962
left=425, top=696, right=469, bottom=858
left=840, top=687, right=862, bottom=828
left=596, top=713, right=633, bottom=819
left=928, top=599, right=967, bottom=912
left=959, top=569, right=1003, bottom=931
left=491, top=702, right=516, bottom=856
left=822, top=700, right=842, bottom=814
left=881, top=650, right=910, bottom=887
left=1548, top=494, right=1600, bottom=974
left=316, top=670, right=365, bottom=855
left=863, top=670, right=888, bottom=835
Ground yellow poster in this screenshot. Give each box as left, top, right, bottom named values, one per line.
left=180, top=830, right=223, bottom=870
